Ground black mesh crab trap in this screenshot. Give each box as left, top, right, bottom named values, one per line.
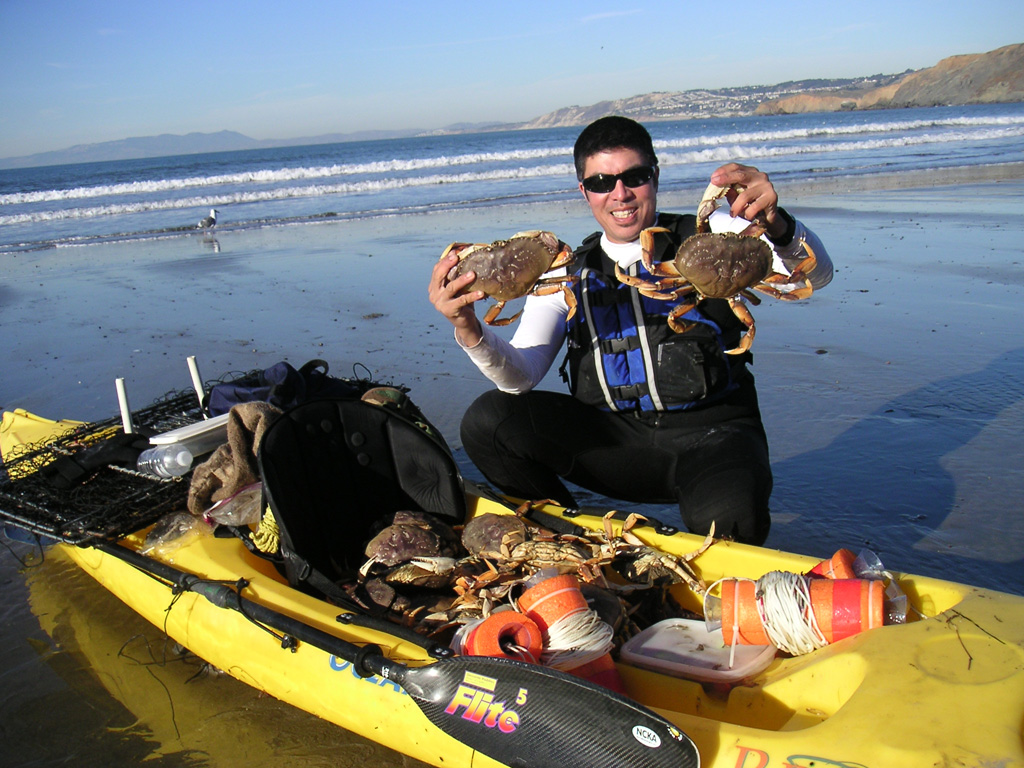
left=0, top=389, right=208, bottom=545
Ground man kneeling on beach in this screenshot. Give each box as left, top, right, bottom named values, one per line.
left=428, top=116, right=834, bottom=545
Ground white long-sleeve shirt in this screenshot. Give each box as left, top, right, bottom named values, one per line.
left=458, top=210, right=833, bottom=393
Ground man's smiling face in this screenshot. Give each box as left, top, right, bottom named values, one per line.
left=579, top=147, right=659, bottom=244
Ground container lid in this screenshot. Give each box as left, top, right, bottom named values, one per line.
left=150, top=412, right=230, bottom=456
left=620, top=618, right=776, bottom=683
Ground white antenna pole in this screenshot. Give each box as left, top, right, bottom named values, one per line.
left=115, top=378, right=134, bottom=434
left=187, top=356, right=207, bottom=416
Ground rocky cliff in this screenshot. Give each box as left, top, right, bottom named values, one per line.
left=755, top=43, right=1024, bottom=115
left=515, top=76, right=907, bottom=129
left=512, top=43, right=1023, bottom=128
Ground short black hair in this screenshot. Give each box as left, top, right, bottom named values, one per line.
left=573, top=116, right=658, bottom=181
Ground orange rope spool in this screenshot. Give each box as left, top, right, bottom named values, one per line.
left=517, top=570, right=625, bottom=693
left=720, top=576, right=885, bottom=647
left=517, top=573, right=589, bottom=633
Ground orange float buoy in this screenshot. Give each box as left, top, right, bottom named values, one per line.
left=718, top=575, right=885, bottom=648
left=517, top=573, right=590, bottom=633
left=462, top=612, right=543, bottom=663
left=720, top=578, right=772, bottom=646
left=809, top=578, right=885, bottom=643
left=809, top=548, right=858, bottom=580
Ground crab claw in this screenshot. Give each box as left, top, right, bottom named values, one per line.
left=696, top=183, right=734, bottom=233
left=441, top=241, right=473, bottom=260
left=358, top=556, right=382, bottom=579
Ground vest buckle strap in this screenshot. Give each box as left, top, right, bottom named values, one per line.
left=600, top=336, right=642, bottom=354
left=610, top=383, right=649, bottom=400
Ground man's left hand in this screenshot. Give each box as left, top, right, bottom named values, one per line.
left=710, top=163, right=788, bottom=240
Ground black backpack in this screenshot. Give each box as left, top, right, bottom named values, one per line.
left=256, top=395, right=466, bottom=603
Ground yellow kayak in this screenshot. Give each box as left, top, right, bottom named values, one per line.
left=3, top=395, right=1023, bottom=768
left=25, top=545, right=418, bottom=768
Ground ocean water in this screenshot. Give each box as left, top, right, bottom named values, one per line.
left=2, top=103, right=1024, bottom=254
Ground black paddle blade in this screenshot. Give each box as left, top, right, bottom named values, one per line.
left=386, top=655, right=699, bottom=768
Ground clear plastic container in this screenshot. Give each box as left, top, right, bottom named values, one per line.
left=621, top=618, right=776, bottom=683
left=704, top=592, right=723, bottom=632
left=137, top=444, right=193, bottom=478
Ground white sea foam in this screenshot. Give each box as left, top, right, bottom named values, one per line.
left=4, top=114, right=1022, bottom=208
left=3, top=107, right=1022, bottom=253
left=0, top=147, right=571, bottom=206
left=655, top=115, right=1024, bottom=151
left=658, top=126, right=1024, bottom=167
left=0, top=164, right=575, bottom=226
left=5, top=122, right=1023, bottom=227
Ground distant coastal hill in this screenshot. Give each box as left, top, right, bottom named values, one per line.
left=514, top=42, right=1024, bottom=127
left=754, top=42, right=1024, bottom=115
left=2, top=43, right=1021, bottom=170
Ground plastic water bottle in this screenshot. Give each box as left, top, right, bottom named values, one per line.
left=136, top=444, right=194, bottom=478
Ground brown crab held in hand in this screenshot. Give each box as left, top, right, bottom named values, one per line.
left=615, top=183, right=817, bottom=354
left=442, top=230, right=577, bottom=326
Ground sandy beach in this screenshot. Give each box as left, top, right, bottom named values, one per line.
left=4, top=163, right=1024, bottom=595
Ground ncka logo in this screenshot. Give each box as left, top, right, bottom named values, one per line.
left=632, top=724, right=662, bottom=748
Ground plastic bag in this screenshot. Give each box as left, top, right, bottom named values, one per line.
left=140, top=512, right=212, bottom=556
left=854, top=549, right=908, bottom=624
left=204, top=482, right=263, bottom=527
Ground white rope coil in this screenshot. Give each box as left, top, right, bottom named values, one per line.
left=754, top=571, right=828, bottom=656
left=541, top=609, right=614, bottom=670
left=705, top=571, right=830, bottom=660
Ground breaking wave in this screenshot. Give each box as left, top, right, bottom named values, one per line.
left=4, top=113, right=1022, bottom=208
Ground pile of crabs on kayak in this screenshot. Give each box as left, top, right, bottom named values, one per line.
left=184, top=487, right=905, bottom=691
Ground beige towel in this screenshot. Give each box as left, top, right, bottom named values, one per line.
left=187, top=402, right=281, bottom=516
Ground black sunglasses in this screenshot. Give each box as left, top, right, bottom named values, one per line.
left=581, top=165, right=656, bottom=194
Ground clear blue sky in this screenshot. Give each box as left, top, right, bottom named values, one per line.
left=1, top=0, right=1021, bottom=159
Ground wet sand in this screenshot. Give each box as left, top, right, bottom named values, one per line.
left=4, top=163, right=1024, bottom=594
left=2, top=163, right=1023, bottom=767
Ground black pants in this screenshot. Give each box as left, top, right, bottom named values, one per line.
left=461, top=389, right=772, bottom=545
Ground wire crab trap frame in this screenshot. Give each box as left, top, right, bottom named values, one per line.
left=0, top=389, right=208, bottom=545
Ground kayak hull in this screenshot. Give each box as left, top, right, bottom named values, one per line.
left=61, top=494, right=1024, bottom=768
left=62, top=527, right=489, bottom=768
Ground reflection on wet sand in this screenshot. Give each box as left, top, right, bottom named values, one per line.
left=770, top=348, right=1024, bottom=592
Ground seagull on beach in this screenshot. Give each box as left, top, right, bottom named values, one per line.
left=198, top=208, right=218, bottom=230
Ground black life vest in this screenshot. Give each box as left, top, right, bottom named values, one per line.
left=562, top=213, right=751, bottom=413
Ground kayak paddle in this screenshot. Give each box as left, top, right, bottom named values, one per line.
left=96, top=540, right=699, bottom=768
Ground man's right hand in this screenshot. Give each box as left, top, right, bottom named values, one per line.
left=429, top=251, right=485, bottom=347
